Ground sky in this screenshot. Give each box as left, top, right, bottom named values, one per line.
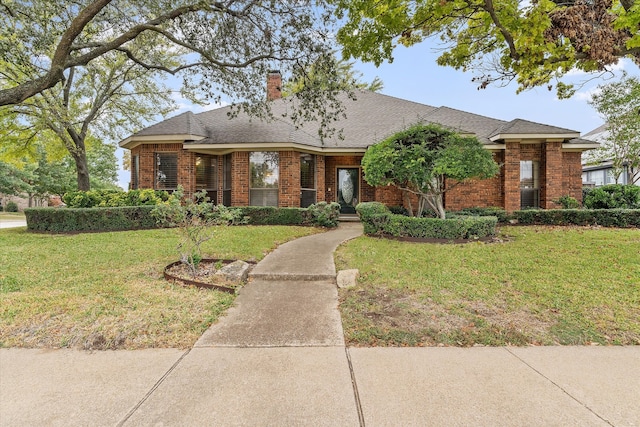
left=115, top=42, right=639, bottom=189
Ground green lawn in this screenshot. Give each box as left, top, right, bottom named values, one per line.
left=336, top=226, right=640, bottom=347
left=0, top=225, right=319, bottom=349
left=0, top=212, right=26, bottom=221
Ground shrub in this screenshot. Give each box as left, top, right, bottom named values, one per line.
left=555, top=195, right=580, bottom=209
left=356, top=202, right=390, bottom=222
left=583, top=185, right=640, bottom=209
left=234, top=206, right=306, bottom=226
left=5, top=201, right=18, bottom=212
left=388, top=205, right=409, bottom=216
left=514, top=209, right=640, bottom=228
left=0, top=204, right=3, bottom=212
left=24, top=206, right=159, bottom=232
left=454, top=206, right=511, bottom=223
left=360, top=211, right=497, bottom=240
left=62, top=189, right=170, bottom=208
left=305, top=202, right=340, bottom=227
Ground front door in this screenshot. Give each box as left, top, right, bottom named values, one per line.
left=337, top=168, right=359, bottom=214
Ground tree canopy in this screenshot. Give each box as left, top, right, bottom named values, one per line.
left=332, top=0, right=640, bottom=96
left=588, top=75, right=640, bottom=184
left=0, top=1, right=338, bottom=113
left=362, top=124, right=499, bottom=218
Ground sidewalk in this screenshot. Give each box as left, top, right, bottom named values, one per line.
left=0, top=219, right=26, bottom=229
left=1, top=223, right=639, bottom=426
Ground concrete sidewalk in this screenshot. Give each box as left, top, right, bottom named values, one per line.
left=1, top=223, right=639, bottom=426
left=0, top=219, right=26, bottom=229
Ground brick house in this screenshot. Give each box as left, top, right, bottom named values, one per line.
left=120, top=72, right=599, bottom=214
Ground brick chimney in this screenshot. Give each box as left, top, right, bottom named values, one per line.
left=266, top=70, right=282, bottom=101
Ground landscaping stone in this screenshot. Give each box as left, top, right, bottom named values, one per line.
left=216, top=260, right=251, bottom=282
left=336, top=269, right=358, bottom=288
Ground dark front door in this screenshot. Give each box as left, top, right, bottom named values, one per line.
left=337, top=168, right=359, bottom=214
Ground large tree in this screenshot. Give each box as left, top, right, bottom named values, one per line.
left=362, top=124, right=499, bottom=218
left=0, top=0, right=338, bottom=121
left=2, top=50, right=174, bottom=190
left=588, top=75, right=640, bottom=184
left=332, top=0, right=640, bottom=96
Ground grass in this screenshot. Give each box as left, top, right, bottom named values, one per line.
left=0, top=225, right=319, bottom=349
left=0, top=212, right=26, bottom=221
left=336, top=226, right=640, bottom=347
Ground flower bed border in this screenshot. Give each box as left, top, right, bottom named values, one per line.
left=163, top=258, right=256, bottom=293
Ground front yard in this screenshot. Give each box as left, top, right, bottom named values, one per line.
left=0, top=226, right=318, bottom=349
left=336, top=226, right=640, bottom=346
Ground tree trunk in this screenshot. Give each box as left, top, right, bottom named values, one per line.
left=403, top=189, right=414, bottom=217
left=70, top=137, right=91, bottom=191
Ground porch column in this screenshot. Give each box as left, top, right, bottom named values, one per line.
left=231, top=152, right=249, bottom=206
left=503, top=141, right=521, bottom=212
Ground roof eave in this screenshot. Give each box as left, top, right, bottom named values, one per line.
left=489, top=133, right=580, bottom=142
left=119, top=134, right=207, bottom=150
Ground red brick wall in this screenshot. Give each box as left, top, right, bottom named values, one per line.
left=445, top=151, right=504, bottom=210
left=541, top=142, right=562, bottom=209
left=267, top=72, right=282, bottom=101
left=563, top=152, right=584, bottom=204
left=503, top=142, right=521, bottom=212
left=131, top=144, right=194, bottom=194
left=278, top=151, right=300, bottom=207
left=231, top=151, right=249, bottom=206
left=316, top=155, right=326, bottom=203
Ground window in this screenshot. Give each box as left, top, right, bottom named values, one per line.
left=520, top=160, right=539, bottom=209
left=250, top=152, right=279, bottom=206
left=196, top=155, right=217, bottom=202
left=223, top=154, right=232, bottom=206
left=155, top=153, right=178, bottom=189
left=131, top=155, right=139, bottom=190
left=300, top=153, right=316, bottom=208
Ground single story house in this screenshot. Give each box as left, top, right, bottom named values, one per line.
left=120, top=72, right=599, bottom=214
left=581, top=124, right=639, bottom=186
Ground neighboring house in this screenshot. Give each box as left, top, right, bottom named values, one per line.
left=581, top=124, right=639, bottom=186
left=120, top=72, right=599, bottom=214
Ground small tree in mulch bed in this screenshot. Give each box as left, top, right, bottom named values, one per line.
left=152, top=186, right=245, bottom=277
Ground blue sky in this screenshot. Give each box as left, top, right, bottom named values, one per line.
left=115, top=43, right=639, bottom=189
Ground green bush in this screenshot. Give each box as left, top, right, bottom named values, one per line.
left=388, top=205, right=409, bottom=216
left=583, top=185, right=640, bottom=209
left=305, top=202, right=340, bottom=227
left=0, top=204, right=3, bottom=212
left=361, top=211, right=497, bottom=239
left=24, top=206, right=160, bottom=232
left=233, top=206, right=306, bottom=225
left=514, top=209, right=640, bottom=228
left=62, top=189, right=170, bottom=208
left=555, top=195, right=581, bottom=209
left=5, top=201, right=18, bottom=212
left=356, top=202, right=390, bottom=222
left=454, top=206, right=511, bottom=223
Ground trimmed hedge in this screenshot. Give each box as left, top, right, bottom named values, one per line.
left=232, top=202, right=340, bottom=227
left=514, top=209, right=640, bottom=228
left=360, top=213, right=497, bottom=239
left=583, top=185, right=640, bottom=209
left=25, top=206, right=159, bottom=232
left=62, top=189, right=170, bottom=208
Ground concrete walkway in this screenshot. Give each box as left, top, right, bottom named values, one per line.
left=0, top=219, right=27, bottom=229
left=1, top=223, right=639, bottom=426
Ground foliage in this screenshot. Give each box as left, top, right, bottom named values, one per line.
left=0, top=1, right=348, bottom=140
left=454, top=207, right=512, bottom=223
left=583, top=184, right=640, bottom=209
left=24, top=205, right=159, bottom=232
left=587, top=76, right=640, bottom=184
left=2, top=48, right=174, bottom=190
left=305, top=202, right=341, bottom=227
left=5, top=201, right=19, bottom=212
left=152, top=187, right=241, bottom=277
left=332, top=0, right=640, bottom=96
left=555, top=195, right=581, bottom=209
left=0, top=161, right=32, bottom=196
left=63, top=189, right=170, bottom=208
left=362, top=124, right=499, bottom=219
left=514, top=208, right=640, bottom=227
left=355, top=202, right=391, bottom=222
left=282, top=56, right=383, bottom=96
left=360, top=211, right=498, bottom=239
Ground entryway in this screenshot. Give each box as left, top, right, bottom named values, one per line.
left=337, top=168, right=360, bottom=215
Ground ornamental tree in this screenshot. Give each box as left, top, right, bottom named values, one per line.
left=362, top=124, right=500, bottom=219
